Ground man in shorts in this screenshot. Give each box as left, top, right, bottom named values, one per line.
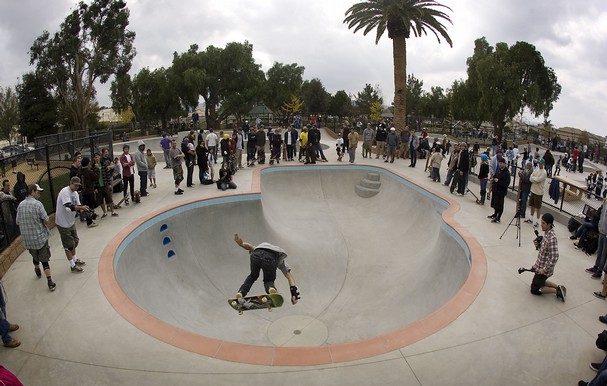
left=531, top=213, right=566, bottom=302
left=527, top=158, right=547, bottom=228
left=16, top=184, right=56, bottom=290
left=55, top=177, right=90, bottom=273
left=168, top=139, right=185, bottom=195
left=234, top=234, right=300, bottom=305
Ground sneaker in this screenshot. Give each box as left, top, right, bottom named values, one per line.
left=556, top=285, right=567, bottom=302
left=236, top=292, right=245, bottom=305
left=586, top=267, right=597, bottom=274
left=524, top=219, right=533, bottom=224
left=600, top=315, right=607, bottom=324
left=3, top=339, right=20, bottom=348
left=177, top=188, right=184, bottom=193
left=491, top=218, right=500, bottom=223
left=48, top=281, right=56, bottom=292
left=590, top=362, right=601, bottom=372
left=592, top=273, right=602, bottom=280
left=8, top=324, right=19, bottom=332
left=174, top=191, right=183, bottom=195
left=569, top=235, right=577, bottom=240
left=87, top=222, right=98, bottom=228
left=487, top=214, right=496, bottom=219
left=594, top=291, right=607, bottom=300
left=579, top=381, right=589, bottom=386
left=34, top=267, right=42, bottom=278
left=71, top=265, right=84, bottom=273
left=75, top=259, right=86, bottom=266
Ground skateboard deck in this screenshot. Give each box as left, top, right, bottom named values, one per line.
left=228, top=292, right=284, bottom=315
left=114, top=196, right=127, bottom=209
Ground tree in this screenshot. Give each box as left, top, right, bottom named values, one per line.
left=301, top=78, right=331, bottom=115
left=0, top=86, right=19, bottom=143
left=281, top=95, right=305, bottom=117
left=355, top=83, right=383, bottom=115
left=29, top=0, right=136, bottom=131
left=264, top=63, right=305, bottom=115
left=370, top=100, right=384, bottom=122
left=344, top=0, right=452, bottom=132
left=465, top=37, right=561, bottom=141
left=328, top=90, right=353, bottom=117
left=406, top=74, right=424, bottom=120
left=171, top=42, right=264, bottom=129
left=17, top=72, right=58, bottom=139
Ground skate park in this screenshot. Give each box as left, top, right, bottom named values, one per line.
left=0, top=130, right=602, bottom=385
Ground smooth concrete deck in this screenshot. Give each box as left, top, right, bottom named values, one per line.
left=0, top=132, right=604, bottom=385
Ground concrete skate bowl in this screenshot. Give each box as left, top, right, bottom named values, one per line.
left=100, top=165, right=486, bottom=366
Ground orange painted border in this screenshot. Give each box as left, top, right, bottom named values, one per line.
left=98, top=165, right=487, bottom=366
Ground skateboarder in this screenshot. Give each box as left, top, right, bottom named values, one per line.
left=234, top=234, right=300, bottom=305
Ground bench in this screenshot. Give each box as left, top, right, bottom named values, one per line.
left=26, top=158, right=40, bottom=170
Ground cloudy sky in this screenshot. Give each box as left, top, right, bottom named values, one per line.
left=1, top=0, right=606, bottom=135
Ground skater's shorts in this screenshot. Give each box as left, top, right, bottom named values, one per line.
left=529, top=193, right=543, bottom=209
left=530, top=273, right=548, bottom=295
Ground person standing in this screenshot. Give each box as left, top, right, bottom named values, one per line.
left=528, top=159, right=548, bottom=228
left=54, top=176, right=89, bottom=273
left=146, top=149, right=157, bottom=188
left=182, top=138, right=196, bottom=187
left=205, top=128, right=219, bottom=164
left=119, top=144, right=135, bottom=205
left=362, top=123, right=374, bottom=158
left=488, top=158, right=511, bottom=223
left=168, top=140, right=185, bottom=195
left=375, top=124, right=387, bottom=159
left=409, top=129, right=419, bottom=167
left=16, top=184, right=56, bottom=291
left=99, top=149, right=118, bottom=217
left=519, top=161, right=533, bottom=221
left=0, top=279, right=20, bottom=348
left=235, top=128, right=244, bottom=168
left=456, top=142, right=470, bottom=196
left=384, top=127, right=399, bottom=163
left=587, top=202, right=607, bottom=281
left=160, top=133, right=172, bottom=168
left=530, top=213, right=566, bottom=302
left=134, top=140, right=149, bottom=197
left=347, top=128, right=359, bottom=163
left=399, top=127, right=410, bottom=159
left=78, top=157, right=99, bottom=227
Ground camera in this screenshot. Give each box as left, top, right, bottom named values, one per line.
left=83, top=209, right=97, bottom=221
left=533, top=229, right=543, bottom=250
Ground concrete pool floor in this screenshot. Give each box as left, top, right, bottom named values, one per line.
left=0, top=133, right=603, bottom=385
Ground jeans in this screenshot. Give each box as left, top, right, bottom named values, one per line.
left=480, top=180, right=487, bottom=203
left=238, top=249, right=278, bottom=296
left=163, top=149, right=171, bottom=167
left=457, top=171, right=469, bottom=194
left=315, top=143, right=326, bottom=160
left=138, top=170, right=148, bottom=195
left=519, top=190, right=530, bottom=218
left=588, top=354, right=607, bottom=386
left=348, top=147, right=356, bottom=163
left=432, top=167, right=440, bottom=182
left=220, top=181, right=237, bottom=191
left=0, top=283, right=13, bottom=344
left=444, top=169, right=454, bottom=185
left=595, top=234, right=607, bottom=272
left=410, top=146, right=417, bottom=166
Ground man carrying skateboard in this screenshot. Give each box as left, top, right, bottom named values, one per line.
left=234, top=234, right=300, bottom=305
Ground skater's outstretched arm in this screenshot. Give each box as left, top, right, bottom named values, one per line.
left=283, top=271, right=299, bottom=305
left=234, top=234, right=254, bottom=251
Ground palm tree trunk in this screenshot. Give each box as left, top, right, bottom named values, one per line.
left=392, top=36, right=407, bottom=133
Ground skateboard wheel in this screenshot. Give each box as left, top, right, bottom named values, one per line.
left=268, top=308, right=272, bottom=312
left=231, top=301, right=237, bottom=307
left=261, top=297, right=267, bottom=303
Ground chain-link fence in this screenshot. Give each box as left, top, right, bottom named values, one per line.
left=0, top=130, right=114, bottom=253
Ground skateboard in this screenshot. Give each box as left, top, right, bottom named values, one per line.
left=114, top=196, right=128, bottom=209
left=228, top=292, right=284, bottom=315
left=466, top=187, right=482, bottom=204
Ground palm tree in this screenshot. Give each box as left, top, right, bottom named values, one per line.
left=344, top=0, right=452, bottom=132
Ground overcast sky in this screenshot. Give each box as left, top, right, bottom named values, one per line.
left=1, top=0, right=606, bottom=135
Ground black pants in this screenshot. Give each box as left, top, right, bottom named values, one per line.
left=122, top=174, right=134, bottom=200
left=492, top=194, right=505, bottom=220
left=238, top=249, right=278, bottom=296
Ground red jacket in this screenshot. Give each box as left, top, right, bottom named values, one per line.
left=120, top=153, right=135, bottom=177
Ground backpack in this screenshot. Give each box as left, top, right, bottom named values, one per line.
left=586, top=237, right=599, bottom=255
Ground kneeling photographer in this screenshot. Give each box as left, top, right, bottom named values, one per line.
left=529, top=213, right=567, bottom=302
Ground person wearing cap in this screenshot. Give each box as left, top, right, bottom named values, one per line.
left=134, top=140, right=149, bottom=197
left=477, top=153, right=489, bottom=205
left=119, top=144, right=135, bottom=205
left=385, top=127, right=399, bottom=163
left=531, top=213, right=566, bottom=302
left=528, top=158, right=547, bottom=228
left=487, top=157, right=511, bottom=223
left=16, top=183, right=56, bottom=291
left=55, top=177, right=90, bottom=273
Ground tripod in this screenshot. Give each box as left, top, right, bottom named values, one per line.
left=500, top=168, right=524, bottom=247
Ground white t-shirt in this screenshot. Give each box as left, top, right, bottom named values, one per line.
left=55, top=186, right=80, bottom=228
left=206, top=132, right=218, bottom=147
